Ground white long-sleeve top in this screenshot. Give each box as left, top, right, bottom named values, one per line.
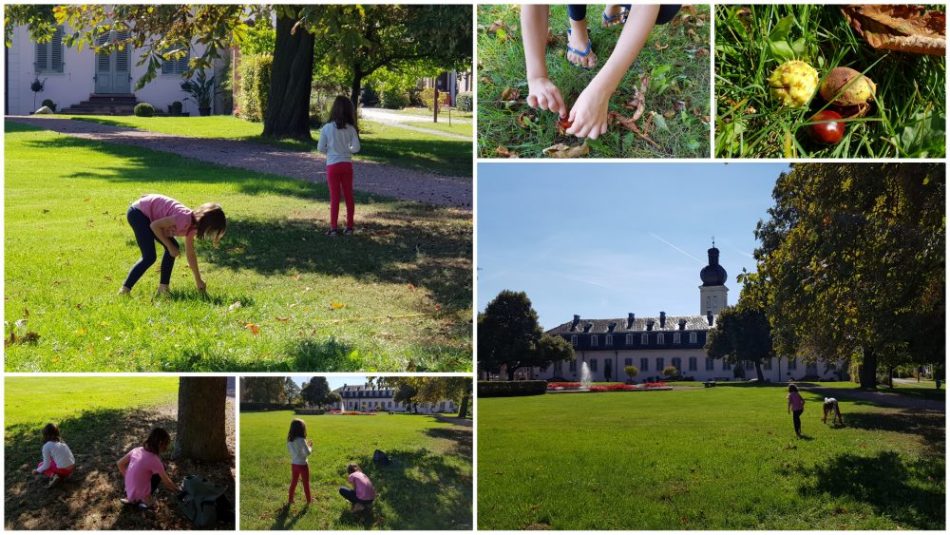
left=287, top=437, right=312, bottom=465
left=317, top=122, right=361, bottom=165
left=37, top=441, right=75, bottom=472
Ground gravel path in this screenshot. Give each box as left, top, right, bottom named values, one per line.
left=7, top=116, right=472, bottom=210
left=360, top=107, right=472, bottom=140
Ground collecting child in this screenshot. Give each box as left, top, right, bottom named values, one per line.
left=786, top=384, right=805, bottom=438
left=822, top=397, right=844, bottom=426
left=339, top=462, right=376, bottom=512
left=117, top=427, right=179, bottom=509
left=33, top=423, right=76, bottom=488
left=318, top=96, right=361, bottom=236
left=287, top=419, right=313, bottom=504
left=120, top=193, right=226, bottom=295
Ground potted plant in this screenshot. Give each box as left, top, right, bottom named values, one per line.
left=180, top=70, right=215, bottom=116
left=30, top=77, right=46, bottom=111
left=624, top=365, right=639, bottom=384
left=168, top=101, right=183, bottom=116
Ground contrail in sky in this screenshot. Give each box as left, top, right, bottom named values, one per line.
left=649, top=233, right=705, bottom=265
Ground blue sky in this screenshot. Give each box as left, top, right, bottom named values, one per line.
left=477, top=162, right=790, bottom=329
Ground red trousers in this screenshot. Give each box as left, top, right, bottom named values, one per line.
left=288, top=464, right=311, bottom=503
left=37, top=460, right=74, bottom=478
left=327, top=162, right=355, bottom=230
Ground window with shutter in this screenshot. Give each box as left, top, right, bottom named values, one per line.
left=34, top=26, right=64, bottom=73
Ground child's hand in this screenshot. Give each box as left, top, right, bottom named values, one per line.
left=566, top=82, right=611, bottom=139
left=307, top=439, right=313, bottom=447
left=526, top=77, right=567, bottom=118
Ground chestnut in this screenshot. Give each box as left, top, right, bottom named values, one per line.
left=808, top=110, right=845, bottom=145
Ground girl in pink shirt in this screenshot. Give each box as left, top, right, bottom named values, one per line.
left=117, top=428, right=179, bottom=509
left=339, top=462, right=376, bottom=512
left=120, top=194, right=226, bottom=296
left=787, top=384, right=805, bottom=438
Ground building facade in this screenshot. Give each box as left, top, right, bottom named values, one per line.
left=529, top=246, right=846, bottom=383
left=332, top=383, right=457, bottom=414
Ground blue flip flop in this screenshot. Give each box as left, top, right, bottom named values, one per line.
left=566, top=29, right=593, bottom=69
left=602, top=10, right=623, bottom=27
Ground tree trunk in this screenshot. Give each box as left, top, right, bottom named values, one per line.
left=507, top=366, right=516, bottom=381
left=456, top=394, right=469, bottom=419
left=349, top=66, right=363, bottom=128
left=754, top=361, right=765, bottom=382
left=888, top=366, right=895, bottom=389
left=175, top=377, right=231, bottom=461
left=858, top=348, right=878, bottom=390
left=263, top=8, right=315, bottom=140
left=433, top=85, right=439, bottom=123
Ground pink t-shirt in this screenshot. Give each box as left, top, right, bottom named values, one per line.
left=133, top=194, right=196, bottom=238
left=788, top=392, right=805, bottom=411
left=124, top=447, right=166, bottom=502
left=348, top=471, right=376, bottom=501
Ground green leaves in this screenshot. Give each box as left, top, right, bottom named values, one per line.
left=767, top=15, right=808, bottom=61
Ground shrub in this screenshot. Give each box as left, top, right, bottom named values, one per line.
left=293, top=408, right=326, bottom=415
left=168, top=101, right=183, bottom=115
left=420, top=87, right=451, bottom=110
left=380, top=90, right=409, bottom=110
left=41, top=99, right=56, bottom=112
left=237, top=53, right=272, bottom=121
left=456, top=91, right=473, bottom=112
left=360, top=86, right=379, bottom=107
left=624, top=365, right=639, bottom=380
left=240, top=402, right=295, bottom=412
left=662, top=365, right=679, bottom=378
left=478, top=380, right=547, bottom=398
left=133, top=102, right=155, bottom=117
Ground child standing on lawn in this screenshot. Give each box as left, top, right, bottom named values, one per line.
left=33, top=423, right=76, bottom=488
left=287, top=419, right=313, bottom=504
left=339, top=462, right=376, bottom=512
left=520, top=4, right=680, bottom=139
left=119, top=194, right=226, bottom=295
left=318, top=96, right=361, bottom=236
left=787, top=384, right=805, bottom=438
left=117, top=427, right=179, bottom=509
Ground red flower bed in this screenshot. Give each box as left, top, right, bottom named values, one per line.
left=589, top=383, right=636, bottom=392
left=644, top=381, right=668, bottom=388
left=547, top=382, right=582, bottom=389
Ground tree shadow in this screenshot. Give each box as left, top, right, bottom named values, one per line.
left=5, top=407, right=236, bottom=530
left=799, top=451, right=945, bottom=530
left=839, top=410, right=945, bottom=454
left=271, top=502, right=309, bottom=530
left=336, top=449, right=472, bottom=530
left=424, top=425, right=473, bottom=459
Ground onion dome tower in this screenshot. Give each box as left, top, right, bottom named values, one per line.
left=699, top=240, right=728, bottom=315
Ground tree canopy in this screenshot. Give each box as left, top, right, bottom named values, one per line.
left=301, top=376, right=336, bottom=407
left=378, top=376, right=471, bottom=418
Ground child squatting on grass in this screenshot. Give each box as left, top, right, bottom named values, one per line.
left=787, top=384, right=805, bottom=438
left=339, top=462, right=376, bottom=513
left=287, top=419, right=313, bottom=504
left=520, top=4, right=680, bottom=139
left=318, top=96, right=361, bottom=236
left=33, top=423, right=76, bottom=488
left=117, top=427, right=179, bottom=510
left=119, top=194, right=226, bottom=296
left=823, top=397, right=844, bottom=426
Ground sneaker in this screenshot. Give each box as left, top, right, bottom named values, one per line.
left=48, top=474, right=60, bottom=488
left=351, top=503, right=365, bottom=513
left=326, top=228, right=339, bottom=237
left=343, top=227, right=354, bottom=235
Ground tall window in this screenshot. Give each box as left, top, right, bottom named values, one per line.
left=605, top=335, right=613, bottom=346
left=640, top=358, right=649, bottom=372
left=723, top=360, right=732, bottom=371
left=672, top=357, right=681, bottom=371
left=689, top=357, right=697, bottom=371
left=161, top=46, right=191, bottom=75
left=656, top=357, right=664, bottom=371
left=589, top=359, right=598, bottom=372
left=658, top=333, right=666, bottom=344
left=571, top=335, right=578, bottom=347
left=624, top=358, right=633, bottom=366
left=673, top=332, right=681, bottom=344
left=569, top=360, right=577, bottom=372
left=591, top=335, right=599, bottom=347
left=626, top=334, right=633, bottom=345
left=35, top=26, right=65, bottom=73
left=689, top=332, right=698, bottom=344
left=641, top=333, right=649, bottom=345
left=705, top=357, right=714, bottom=370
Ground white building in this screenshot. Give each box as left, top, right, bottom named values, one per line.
left=530, top=245, right=846, bottom=383
left=5, top=22, right=221, bottom=116
left=332, top=383, right=457, bottom=414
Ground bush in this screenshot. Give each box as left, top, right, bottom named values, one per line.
left=360, top=86, right=379, bottom=107
left=168, top=101, right=183, bottom=115
left=380, top=90, right=410, bottom=110
left=624, top=365, right=639, bottom=379
left=662, top=366, right=679, bottom=378
left=294, top=408, right=326, bottom=415
left=478, top=380, right=547, bottom=398
left=240, top=402, right=295, bottom=412
left=456, top=91, right=473, bottom=112
left=237, top=53, right=272, bottom=121
left=133, top=102, right=155, bottom=117
left=41, top=99, right=56, bottom=112
left=420, top=87, right=451, bottom=110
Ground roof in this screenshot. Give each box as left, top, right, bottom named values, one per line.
left=547, top=314, right=716, bottom=336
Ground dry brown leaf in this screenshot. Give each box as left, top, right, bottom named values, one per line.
left=244, top=323, right=261, bottom=335
left=500, top=87, right=520, bottom=101
left=479, top=76, right=492, bottom=85
left=542, top=143, right=590, bottom=158
left=842, top=5, right=945, bottom=56
left=696, top=47, right=710, bottom=57
left=654, top=42, right=669, bottom=51
left=663, top=110, right=676, bottom=119
left=495, top=146, right=520, bottom=158
left=610, top=112, right=661, bottom=148
left=515, top=111, right=535, bottom=129
left=674, top=100, right=687, bottom=112
left=487, top=20, right=504, bottom=33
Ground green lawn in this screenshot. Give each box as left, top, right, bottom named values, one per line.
left=477, top=4, right=711, bottom=158
left=478, top=384, right=945, bottom=529
left=5, top=121, right=472, bottom=372
left=65, top=115, right=472, bottom=178
left=392, top=107, right=474, bottom=120
left=402, top=119, right=473, bottom=138
left=240, top=411, right=472, bottom=530
left=715, top=4, right=946, bottom=158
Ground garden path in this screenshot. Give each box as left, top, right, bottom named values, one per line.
left=360, top=107, right=472, bottom=140
left=7, top=116, right=472, bottom=209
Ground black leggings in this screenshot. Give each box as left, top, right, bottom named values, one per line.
left=123, top=206, right=178, bottom=289
left=792, top=409, right=803, bottom=436
left=568, top=4, right=681, bottom=25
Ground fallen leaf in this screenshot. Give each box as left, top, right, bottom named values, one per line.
left=435, top=304, right=442, bottom=312
left=487, top=20, right=504, bottom=33
left=515, top=111, right=535, bottom=129
left=244, top=323, right=261, bottom=335
left=663, top=110, right=676, bottom=119
left=654, top=42, right=669, bottom=50
left=495, top=146, right=519, bottom=158
left=407, top=283, right=416, bottom=291
left=228, top=301, right=242, bottom=312
left=330, top=301, right=346, bottom=310
left=500, top=87, right=520, bottom=101
left=542, top=143, right=590, bottom=158
left=674, top=100, right=687, bottom=112
left=292, top=274, right=301, bottom=281
left=75, top=328, right=87, bottom=336
left=479, top=76, right=492, bottom=85
left=696, top=47, right=709, bottom=57
left=842, top=5, right=945, bottom=56
left=276, top=316, right=290, bottom=322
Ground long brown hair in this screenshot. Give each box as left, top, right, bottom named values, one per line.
left=42, top=423, right=61, bottom=443
left=287, top=419, right=307, bottom=442
left=144, top=427, right=171, bottom=454
left=329, top=95, right=356, bottom=130
left=193, top=203, right=226, bottom=245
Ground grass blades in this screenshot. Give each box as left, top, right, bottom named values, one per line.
left=5, top=122, right=472, bottom=371
left=715, top=4, right=946, bottom=158
left=239, top=411, right=472, bottom=530
left=478, top=4, right=710, bottom=158
left=477, top=384, right=944, bottom=530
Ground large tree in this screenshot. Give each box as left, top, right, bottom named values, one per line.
left=175, top=377, right=230, bottom=461
left=381, top=376, right=471, bottom=418
left=753, top=163, right=945, bottom=389
left=478, top=290, right=575, bottom=380
left=300, top=376, right=334, bottom=407
left=705, top=307, right=773, bottom=382
left=240, top=376, right=287, bottom=404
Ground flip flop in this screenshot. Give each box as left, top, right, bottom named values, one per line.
left=601, top=10, right=623, bottom=27
left=566, top=29, right=594, bottom=69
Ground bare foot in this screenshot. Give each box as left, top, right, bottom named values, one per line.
left=567, top=20, right=596, bottom=68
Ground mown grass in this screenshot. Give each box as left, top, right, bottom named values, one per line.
left=715, top=4, right=946, bottom=158
left=64, top=115, right=472, bottom=177
left=477, top=4, right=710, bottom=158
left=5, top=121, right=472, bottom=372
left=239, top=411, right=472, bottom=530
left=392, top=107, right=474, bottom=120
left=478, top=384, right=945, bottom=529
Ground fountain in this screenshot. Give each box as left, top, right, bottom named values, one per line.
left=580, top=361, right=592, bottom=390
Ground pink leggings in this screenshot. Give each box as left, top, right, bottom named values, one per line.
left=327, top=162, right=355, bottom=230
left=37, top=460, right=74, bottom=478
left=289, top=464, right=311, bottom=503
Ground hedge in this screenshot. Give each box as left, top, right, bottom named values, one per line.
left=294, top=408, right=326, bottom=415
left=133, top=102, right=155, bottom=117
left=456, top=91, right=473, bottom=112
left=420, top=87, right=451, bottom=110
left=237, top=53, right=272, bottom=122
left=380, top=90, right=410, bottom=110
left=240, top=402, right=295, bottom=412
left=478, top=380, right=547, bottom=398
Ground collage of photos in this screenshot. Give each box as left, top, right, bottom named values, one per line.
left=1, top=1, right=946, bottom=533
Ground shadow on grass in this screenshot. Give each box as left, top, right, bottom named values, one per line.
left=162, top=338, right=361, bottom=372
left=336, top=448, right=472, bottom=530
left=799, top=451, right=945, bottom=530
left=839, top=410, right=945, bottom=453
left=424, top=426, right=473, bottom=459
left=271, top=503, right=309, bottom=530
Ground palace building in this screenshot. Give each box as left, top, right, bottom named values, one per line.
left=332, top=383, right=458, bottom=414
left=530, top=245, right=845, bottom=383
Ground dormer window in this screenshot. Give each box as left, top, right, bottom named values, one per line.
left=657, top=333, right=665, bottom=344
left=641, top=333, right=649, bottom=345
left=605, top=335, right=613, bottom=346
left=673, top=332, right=681, bottom=344
left=625, top=334, right=633, bottom=345
left=689, top=332, right=698, bottom=344
left=590, top=335, right=598, bottom=347
left=571, top=335, right=578, bottom=347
